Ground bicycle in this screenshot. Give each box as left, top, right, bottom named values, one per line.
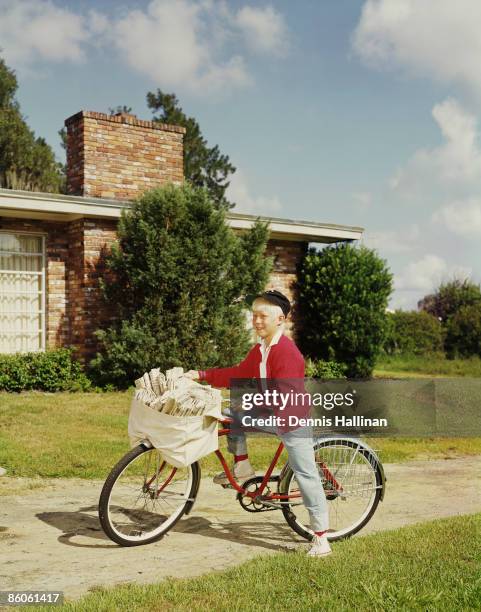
left=99, top=414, right=386, bottom=547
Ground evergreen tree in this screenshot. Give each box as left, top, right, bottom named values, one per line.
left=90, top=183, right=271, bottom=387
left=147, top=90, right=235, bottom=209
left=0, top=56, right=63, bottom=192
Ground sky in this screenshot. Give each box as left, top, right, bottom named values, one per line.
left=1, top=0, right=480, bottom=309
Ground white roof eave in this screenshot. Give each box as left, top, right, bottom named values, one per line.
left=0, top=188, right=363, bottom=243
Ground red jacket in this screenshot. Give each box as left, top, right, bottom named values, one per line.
left=200, top=334, right=305, bottom=387
left=200, top=335, right=308, bottom=433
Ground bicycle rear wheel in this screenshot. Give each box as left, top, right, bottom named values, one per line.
left=280, top=438, right=384, bottom=542
left=99, top=444, right=200, bottom=546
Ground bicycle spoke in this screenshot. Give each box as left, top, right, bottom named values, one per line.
left=282, top=440, right=382, bottom=540
left=102, top=448, right=195, bottom=544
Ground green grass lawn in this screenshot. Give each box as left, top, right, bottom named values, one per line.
left=375, top=353, right=481, bottom=378
left=1, top=390, right=481, bottom=482
left=28, top=512, right=481, bottom=611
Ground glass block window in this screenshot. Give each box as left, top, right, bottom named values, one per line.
left=0, top=233, right=45, bottom=353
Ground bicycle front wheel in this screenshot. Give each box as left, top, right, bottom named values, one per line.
left=280, top=438, right=384, bottom=542
left=99, top=444, right=200, bottom=546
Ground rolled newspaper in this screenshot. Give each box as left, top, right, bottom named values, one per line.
left=135, top=367, right=219, bottom=417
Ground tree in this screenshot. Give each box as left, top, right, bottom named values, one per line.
left=147, top=90, right=235, bottom=209
left=383, top=310, right=444, bottom=355
left=418, top=279, right=481, bottom=322
left=90, top=183, right=271, bottom=387
left=0, top=56, right=63, bottom=192
left=297, top=244, right=393, bottom=378
left=445, top=304, right=481, bottom=358
left=418, top=278, right=481, bottom=358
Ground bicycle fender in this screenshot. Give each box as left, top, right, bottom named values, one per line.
left=185, top=461, right=201, bottom=515
left=139, top=439, right=153, bottom=449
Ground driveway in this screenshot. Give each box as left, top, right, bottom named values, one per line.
left=1, top=456, right=480, bottom=601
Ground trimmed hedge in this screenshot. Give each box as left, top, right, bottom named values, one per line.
left=298, top=243, right=392, bottom=378
left=0, top=349, right=92, bottom=392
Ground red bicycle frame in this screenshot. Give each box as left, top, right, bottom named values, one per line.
left=215, top=418, right=343, bottom=501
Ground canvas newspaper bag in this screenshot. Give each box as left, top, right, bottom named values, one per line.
left=128, top=367, right=223, bottom=468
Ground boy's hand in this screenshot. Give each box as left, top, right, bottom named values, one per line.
left=184, top=370, right=200, bottom=380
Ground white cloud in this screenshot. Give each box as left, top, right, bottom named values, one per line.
left=227, top=168, right=282, bottom=214
left=433, top=198, right=481, bottom=237
left=113, top=0, right=250, bottom=94
left=395, top=254, right=471, bottom=292
left=388, top=292, right=418, bottom=311
left=0, top=0, right=289, bottom=94
left=112, top=1, right=290, bottom=95
left=352, top=0, right=481, bottom=95
left=235, top=5, right=288, bottom=56
left=0, top=0, right=90, bottom=67
left=390, top=98, right=481, bottom=194
left=391, top=253, right=472, bottom=309
left=364, top=224, right=420, bottom=254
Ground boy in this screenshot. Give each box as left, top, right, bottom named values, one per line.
left=185, top=290, right=331, bottom=557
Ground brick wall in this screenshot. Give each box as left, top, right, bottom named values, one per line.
left=265, top=240, right=308, bottom=339
left=46, top=223, right=70, bottom=348
left=64, top=218, right=118, bottom=359
left=65, top=111, right=185, bottom=200
left=82, top=219, right=118, bottom=358
left=66, top=219, right=84, bottom=354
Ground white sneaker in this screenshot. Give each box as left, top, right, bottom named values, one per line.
left=0, top=467, right=6, bottom=477
left=307, top=534, right=332, bottom=557
left=213, top=459, right=255, bottom=485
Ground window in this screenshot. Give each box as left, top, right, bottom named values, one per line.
left=0, top=232, right=45, bottom=353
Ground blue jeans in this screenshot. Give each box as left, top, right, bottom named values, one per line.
left=225, top=410, right=329, bottom=533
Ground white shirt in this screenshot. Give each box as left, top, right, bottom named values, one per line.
left=259, top=327, right=284, bottom=389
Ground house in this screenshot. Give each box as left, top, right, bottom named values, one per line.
left=0, top=111, right=363, bottom=359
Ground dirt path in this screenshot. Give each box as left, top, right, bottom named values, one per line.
left=1, top=456, right=480, bottom=601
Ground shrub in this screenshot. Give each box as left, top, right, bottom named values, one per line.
left=90, top=183, right=272, bottom=388
left=445, top=304, right=481, bottom=358
left=0, top=349, right=92, bottom=392
left=383, top=310, right=445, bottom=355
left=305, top=359, right=346, bottom=379
left=298, top=243, right=392, bottom=378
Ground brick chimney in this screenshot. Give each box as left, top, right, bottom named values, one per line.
left=65, top=111, right=185, bottom=200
